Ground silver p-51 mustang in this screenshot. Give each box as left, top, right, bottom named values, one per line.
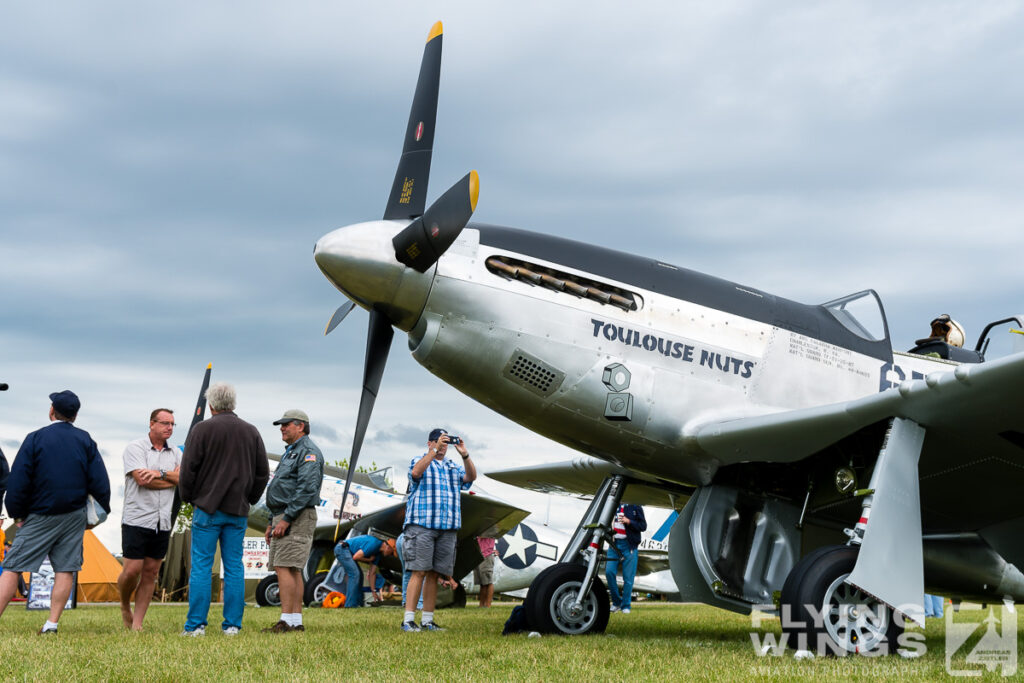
left=312, top=22, right=1024, bottom=652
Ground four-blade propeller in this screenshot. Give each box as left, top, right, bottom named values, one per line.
left=330, top=21, right=479, bottom=513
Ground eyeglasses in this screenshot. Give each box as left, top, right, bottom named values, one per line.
left=154, top=420, right=176, bottom=427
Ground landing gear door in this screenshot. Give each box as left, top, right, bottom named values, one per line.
left=669, top=485, right=801, bottom=614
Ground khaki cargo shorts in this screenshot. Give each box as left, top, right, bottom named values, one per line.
left=267, top=507, right=317, bottom=569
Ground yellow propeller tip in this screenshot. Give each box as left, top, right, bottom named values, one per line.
left=428, top=21, right=443, bottom=43
left=469, top=170, right=479, bottom=212
left=206, top=363, right=212, bottom=369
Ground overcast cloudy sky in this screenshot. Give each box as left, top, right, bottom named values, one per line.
left=3, top=2, right=1024, bottom=552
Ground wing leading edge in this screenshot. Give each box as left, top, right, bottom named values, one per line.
left=487, top=456, right=693, bottom=510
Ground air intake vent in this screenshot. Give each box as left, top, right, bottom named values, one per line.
left=503, top=349, right=565, bottom=396
left=486, top=256, right=640, bottom=312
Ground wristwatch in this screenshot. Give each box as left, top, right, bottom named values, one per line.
left=461, top=453, right=470, bottom=460
left=159, top=469, right=167, bottom=480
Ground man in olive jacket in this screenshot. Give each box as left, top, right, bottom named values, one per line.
left=179, top=382, right=268, bottom=636
left=261, top=409, right=324, bottom=633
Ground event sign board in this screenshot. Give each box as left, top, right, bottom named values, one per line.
left=27, top=558, right=76, bottom=611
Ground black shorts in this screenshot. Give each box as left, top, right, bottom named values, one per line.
left=121, top=524, right=171, bottom=560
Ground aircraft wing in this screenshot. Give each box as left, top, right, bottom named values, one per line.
left=691, top=351, right=1024, bottom=543
left=487, top=457, right=692, bottom=510
left=691, top=351, right=1024, bottom=466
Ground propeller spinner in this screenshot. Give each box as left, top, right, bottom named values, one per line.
left=315, top=21, right=480, bottom=514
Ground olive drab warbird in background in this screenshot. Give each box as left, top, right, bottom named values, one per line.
left=313, top=21, right=1024, bottom=653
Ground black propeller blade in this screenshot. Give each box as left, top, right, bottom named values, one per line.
left=393, top=170, right=479, bottom=272
left=337, top=309, right=394, bottom=518
left=334, top=23, right=476, bottom=522
left=188, top=363, right=212, bottom=432
left=383, top=21, right=443, bottom=220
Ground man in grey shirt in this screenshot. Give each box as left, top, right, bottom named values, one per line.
left=117, top=408, right=180, bottom=630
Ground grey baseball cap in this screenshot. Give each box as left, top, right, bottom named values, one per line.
left=273, top=409, right=309, bottom=425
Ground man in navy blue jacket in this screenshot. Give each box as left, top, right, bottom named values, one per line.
left=0, top=390, right=111, bottom=634
left=605, top=501, right=646, bottom=614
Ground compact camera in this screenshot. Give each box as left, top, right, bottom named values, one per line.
left=448, top=436, right=462, bottom=445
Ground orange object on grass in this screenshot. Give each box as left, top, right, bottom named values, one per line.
left=323, top=591, right=346, bottom=608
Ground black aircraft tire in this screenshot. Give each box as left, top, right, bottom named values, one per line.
left=303, top=572, right=329, bottom=607
left=781, top=545, right=903, bottom=656
left=255, top=574, right=281, bottom=607
left=779, top=544, right=843, bottom=644
left=524, top=563, right=610, bottom=635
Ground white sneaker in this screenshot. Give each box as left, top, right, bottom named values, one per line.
left=223, top=626, right=240, bottom=636
left=622, top=608, right=631, bottom=614
left=610, top=605, right=620, bottom=613
left=180, top=626, right=205, bottom=637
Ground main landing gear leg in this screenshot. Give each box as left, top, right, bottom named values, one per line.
left=524, top=475, right=625, bottom=635
left=779, top=417, right=926, bottom=656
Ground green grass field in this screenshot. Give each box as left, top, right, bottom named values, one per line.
left=0, top=601, right=1017, bottom=681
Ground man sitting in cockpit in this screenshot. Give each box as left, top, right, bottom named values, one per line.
left=909, top=314, right=978, bottom=362
left=916, top=314, right=965, bottom=351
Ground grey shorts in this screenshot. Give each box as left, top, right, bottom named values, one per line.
left=3, top=508, right=87, bottom=573
left=267, top=508, right=316, bottom=569
left=402, top=524, right=456, bottom=576
left=473, top=553, right=495, bottom=585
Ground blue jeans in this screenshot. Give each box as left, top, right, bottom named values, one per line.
left=924, top=593, right=944, bottom=618
left=185, top=508, right=247, bottom=631
left=605, top=540, right=638, bottom=610
left=333, top=543, right=363, bottom=608
left=397, top=534, right=422, bottom=610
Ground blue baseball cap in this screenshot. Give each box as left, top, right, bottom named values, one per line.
left=49, top=390, right=81, bottom=418
left=428, top=428, right=448, bottom=442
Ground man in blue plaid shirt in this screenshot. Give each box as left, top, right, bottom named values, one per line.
left=401, top=428, right=476, bottom=632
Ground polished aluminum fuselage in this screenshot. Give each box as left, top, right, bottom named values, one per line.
left=316, top=220, right=955, bottom=488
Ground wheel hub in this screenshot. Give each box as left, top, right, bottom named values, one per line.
left=823, top=572, right=890, bottom=653
left=549, top=581, right=597, bottom=634
left=563, top=600, right=583, bottom=619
